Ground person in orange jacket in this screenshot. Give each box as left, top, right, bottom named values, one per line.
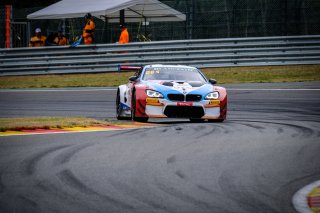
left=82, top=13, right=95, bottom=45
left=119, top=24, right=129, bottom=44
left=54, top=30, right=69, bottom=46
left=29, top=28, right=46, bottom=47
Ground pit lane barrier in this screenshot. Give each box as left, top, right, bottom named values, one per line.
left=1, top=35, right=320, bottom=76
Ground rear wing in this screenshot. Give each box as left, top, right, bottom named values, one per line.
left=118, top=65, right=142, bottom=72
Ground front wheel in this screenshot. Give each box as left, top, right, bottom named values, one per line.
left=190, top=118, right=205, bottom=123
left=208, top=119, right=224, bottom=123
left=116, top=89, right=130, bottom=120
left=132, top=91, right=148, bottom=122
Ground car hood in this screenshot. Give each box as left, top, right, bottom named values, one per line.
left=144, top=80, right=214, bottom=98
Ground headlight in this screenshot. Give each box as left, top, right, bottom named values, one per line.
left=205, top=91, right=219, bottom=99
left=146, top=90, right=163, bottom=98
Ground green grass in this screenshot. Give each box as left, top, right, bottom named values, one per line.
left=0, top=72, right=134, bottom=89
left=202, top=65, right=320, bottom=84
left=0, top=65, right=319, bottom=89
left=0, top=117, right=131, bottom=132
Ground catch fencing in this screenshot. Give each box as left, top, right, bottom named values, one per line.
left=0, top=35, right=320, bottom=76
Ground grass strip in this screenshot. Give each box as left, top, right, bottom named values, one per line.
left=0, top=117, right=131, bottom=132
left=0, top=65, right=319, bottom=89
left=202, top=64, right=320, bottom=84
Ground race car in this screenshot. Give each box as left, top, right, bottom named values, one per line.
left=116, top=64, right=227, bottom=122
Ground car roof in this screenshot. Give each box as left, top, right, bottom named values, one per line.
left=144, top=64, right=197, bottom=69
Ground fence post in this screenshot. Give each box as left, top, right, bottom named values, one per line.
left=5, top=5, right=12, bottom=48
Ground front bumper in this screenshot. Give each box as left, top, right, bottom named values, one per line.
left=145, top=98, right=221, bottom=119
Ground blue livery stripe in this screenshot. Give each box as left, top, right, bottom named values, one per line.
left=120, top=102, right=130, bottom=110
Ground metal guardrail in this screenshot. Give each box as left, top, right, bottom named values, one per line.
left=0, top=35, right=320, bottom=76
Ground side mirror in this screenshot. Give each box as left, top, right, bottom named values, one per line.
left=129, top=76, right=138, bottom=82
left=209, top=79, right=217, bottom=85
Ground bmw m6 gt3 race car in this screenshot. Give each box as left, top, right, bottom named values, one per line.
left=116, top=64, right=227, bottom=122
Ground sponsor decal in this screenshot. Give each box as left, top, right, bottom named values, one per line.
left=177, top=102, right=193, bottom=106
left=146, top=98, right=163, bottom=106
left=120, top=102, right=131, bottom=110
left=209, top=100, right=220, bottom=105
left=146, top=98, right=159, bottom=103
left=205, top=100, right=220, bottom=108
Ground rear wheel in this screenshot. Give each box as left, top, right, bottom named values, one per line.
left=132, top=91, right=148, bottom=122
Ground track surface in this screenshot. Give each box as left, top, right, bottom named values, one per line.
left=0, top=82, right=320, bottom=213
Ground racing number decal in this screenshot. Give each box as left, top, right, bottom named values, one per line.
left=145, top=70, right=160, bottom=75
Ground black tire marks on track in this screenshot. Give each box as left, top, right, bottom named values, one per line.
left=58, top=169, right=134, bottom=210
left=22, top=145, right=70, bottom=175
left=1, top=84, right=320, bottom=213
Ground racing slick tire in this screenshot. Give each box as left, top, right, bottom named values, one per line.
left=132, top=91, right=148, bottom=122
left=116, top=89, right=131, bottom=120
left=208, top=119, right=224, bottom=123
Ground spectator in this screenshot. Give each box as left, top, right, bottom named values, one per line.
left=82, top=13, right=95, bottom=45
left=119, top=24, right=129, bottom=44
left=29, top=28, right=46, bottom=47
left=54, top=31, right=69, bottom=46
left=46, top=32, right=58, bottom=46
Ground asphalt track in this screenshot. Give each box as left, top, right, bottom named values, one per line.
left=0, top=82, right=320, bottom=213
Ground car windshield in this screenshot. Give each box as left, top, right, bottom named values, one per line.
left=142, top=67, right=207, bottom=82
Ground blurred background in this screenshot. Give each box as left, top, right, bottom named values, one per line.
left=1, top=0, right=320, bottom=48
